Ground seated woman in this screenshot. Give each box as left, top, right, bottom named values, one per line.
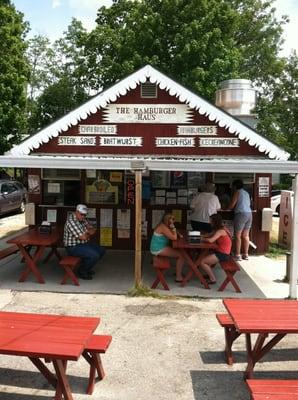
left=150, top=213, right=184, bottom=283
left=196, top=214, right=232, bottom=284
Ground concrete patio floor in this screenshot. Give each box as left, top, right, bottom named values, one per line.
left=0, top=244, right=290, bottom=300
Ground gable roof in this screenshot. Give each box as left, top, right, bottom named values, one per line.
left=6, top=65, right=289, bottom=160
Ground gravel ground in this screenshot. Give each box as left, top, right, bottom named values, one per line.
left=0, top=291, right=298, bottom=400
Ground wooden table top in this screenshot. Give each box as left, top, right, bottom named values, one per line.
left=7, top=229, right=60, bottom=247
left=173, top=234, right=217, bottom=250
left=224, top=299, right=298, bottom=334
left=0, top=311, right=100, bottom=360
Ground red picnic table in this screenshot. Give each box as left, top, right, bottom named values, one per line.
left=223, top=298, right=298, bottom=379
left=0, top=310, right=100, bottom=399
left=173, top=234, right=216, bottom=289
left=7, top=228, right=61, bottom=284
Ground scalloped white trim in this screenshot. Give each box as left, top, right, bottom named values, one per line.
left=6, top=65, right=289, bottom=160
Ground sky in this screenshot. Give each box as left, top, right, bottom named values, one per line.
left=12, top=0, right=298, bottom=56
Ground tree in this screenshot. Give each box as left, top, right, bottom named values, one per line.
left=0, top=0, right=29, bottom=154
left=26, top=35, right=57, bottom=102
left=27, top=19, right=90, bottom=133
left=84, top=0, right=287, bottom=99
left=30, top=74, right=89, bottom=131
left=256, top=52, right=298, bottom=159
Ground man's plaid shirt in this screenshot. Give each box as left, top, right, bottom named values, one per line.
left=63, top=212, right=89, bottom=247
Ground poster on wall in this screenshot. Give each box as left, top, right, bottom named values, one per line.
left=48, top=183, right=61, bottom=193
left=172, top=210, right=182, bottom=223
left=28, top=174, right=40, bottom=194
left=46, top=209, right=57, bottom=223
left=110, top=172, right=123, bottom=182
left=151, top=171, right=171, bottom=188
left=100, top=209, right=113, bottom=228
left=117, top=209, right=130, bottom=229
left=117, top=209, right=131, bottom=238
left=258, top=177, right=270, bottom=197
left=171, top=171, right=187, bottom=188
left=86, top=169, right=96, bottom=178
left=188, top=172, right=206, bottom=189
left=100, top=227, right=113, bottom=246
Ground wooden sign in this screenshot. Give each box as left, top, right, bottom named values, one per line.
left=79, top=125, right=117, bottom=134
left=177, top=125, right=217, bottom=135
left=58, top=136, right=96, bottom=146
left=103, top=104, right=192, bottom=124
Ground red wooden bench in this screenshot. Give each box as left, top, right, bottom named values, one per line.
left=59, top=256, right=81, bottom=286
left=247, top=379, right=298, bottom=399
left=0, top=244, right=19, bottom=261
left=151, top=256, right=171, bottom=290
left=218, top=257, right=241, bottom=293
left=216, top=313, right=241, bottom=365
left=82, top=334, right=112, bottom=395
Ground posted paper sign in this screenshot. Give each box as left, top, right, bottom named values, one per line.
left=100, top=227, right=112, bottom=246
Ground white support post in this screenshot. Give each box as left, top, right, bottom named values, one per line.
left=289, top=175, right=298, bottom=299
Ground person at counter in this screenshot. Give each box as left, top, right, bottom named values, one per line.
left=63, top=204, right=105, bottom=280
left=196, top=214, right=232, bottom=284
left=190, top=182, right=221, bottom=233
left=228, top=179, right=252, bottom=261
left=150, top=213, right=184, bottom=283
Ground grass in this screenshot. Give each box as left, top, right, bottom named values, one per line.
left=265, top=243, right=288, bottom=259
left=127, top=282, right=178, bottom=299
left=266, top=216, right=288, bottom=259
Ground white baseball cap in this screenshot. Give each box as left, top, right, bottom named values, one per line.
left=76, top=204, right=88, bottom=214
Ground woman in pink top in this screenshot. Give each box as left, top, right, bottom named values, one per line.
left=196, top=214, right=232, bottom=284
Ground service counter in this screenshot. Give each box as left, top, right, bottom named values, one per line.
left=28, top=169, right=271, bottom=254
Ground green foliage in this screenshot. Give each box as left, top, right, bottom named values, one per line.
left=127, top=282, right=177, bottom=299
left=0, top=0, right=29, bottom=154
left=26, top=35, right=57, bottom=101
left=265, top=243, right=287, bottom=259
left=29, top=74, right=89, bottom=131
left=26, top=19, right=91, bottom=133
left=256, top=52, right=298, bottom=160
left=84, top=0, right=286, bottom=100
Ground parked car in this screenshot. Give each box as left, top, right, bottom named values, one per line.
left=270, top=190, right=293, bottom=215
left=0, top=180, right=28, bottom=215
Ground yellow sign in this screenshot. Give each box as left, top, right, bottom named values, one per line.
left=110, top=172, right=123, bottom=182
left=100, top=227, right=113, bottom=246
left=172, top=209, right=182, bottom=223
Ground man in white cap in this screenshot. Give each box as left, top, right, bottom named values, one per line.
left=63, top=204, right=105, bottom=279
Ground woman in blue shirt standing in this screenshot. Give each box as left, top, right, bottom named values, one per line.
left=229, top=179, right=252, bottom=261
left=150, top=213, right=184, bottom=282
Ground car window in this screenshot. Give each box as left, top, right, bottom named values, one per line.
left=1, top=183, right=10, bottom=193
left=8, top=183, right=17, bottom=193
left=14, top=181, right=25, bottom=190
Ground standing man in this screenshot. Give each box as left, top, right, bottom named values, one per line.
left=190, top=182, right=221, bottom=233
left=63, top=204, right=105, bottom=280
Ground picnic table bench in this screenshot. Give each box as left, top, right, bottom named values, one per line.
left=218, top=257, right=241, bottom=293
left=0, top=244, right=19, bottom=260
left=216, top=313, right=242, bottom=365
left=247, top=379, right=298, bottom=399
left=151, top=255, right=171, bottom=290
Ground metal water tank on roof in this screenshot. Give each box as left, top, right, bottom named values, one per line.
left=215, top=79, right=257, bottom=116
